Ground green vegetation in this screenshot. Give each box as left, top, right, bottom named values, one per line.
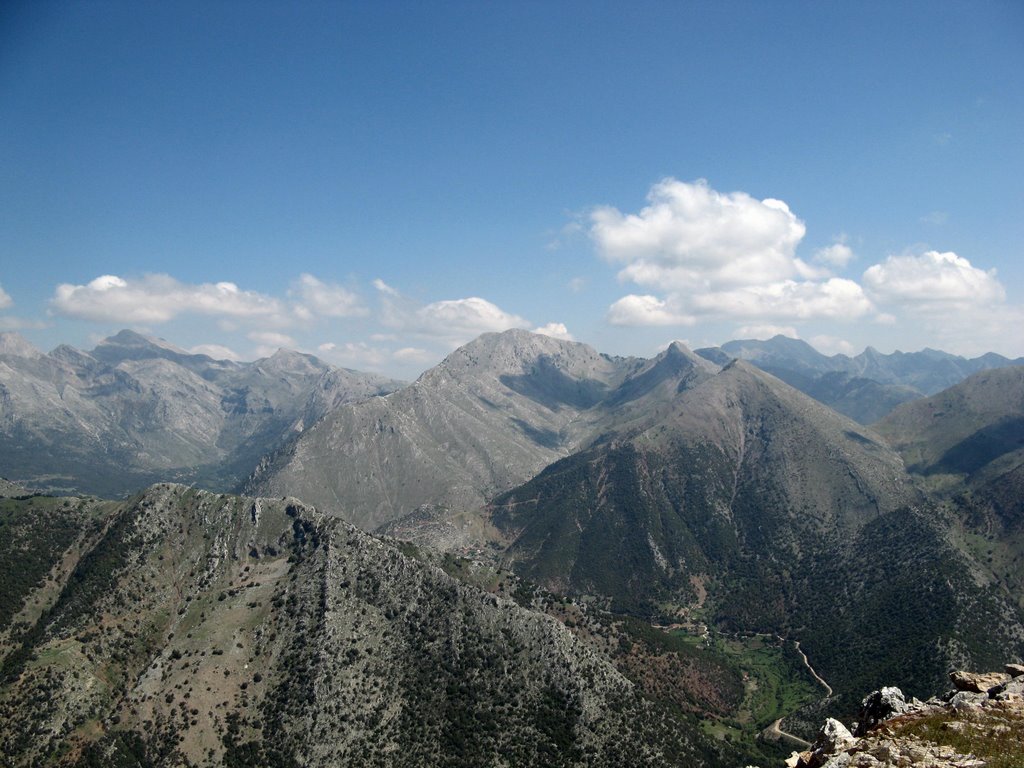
left=717, top=635, right=820, bottom=729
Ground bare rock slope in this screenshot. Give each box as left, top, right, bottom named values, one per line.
left=785, top=664, right=1024, bottom=768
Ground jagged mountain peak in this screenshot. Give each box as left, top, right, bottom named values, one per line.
left=0, top=332, right=402, bottom=496
left=89, top=329, right=192, bottom=366
left=603, top=340, right=717, bottom=408
left=663, top=338, right=706, bottom=361
left=246, top=331, right=644, bottom=529
left=694, top=345, right=734, bottom=366
left=96, top=328, right=185, bottom=352
left=721, top=335, right=833, bottom=370
left=48, top=343, right=99, bottom=367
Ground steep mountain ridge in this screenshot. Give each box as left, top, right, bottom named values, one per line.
left=875, top=366, right=1024, bottom=479
left=0, top=484, right=735, bottom=767
left=3, top=330, right=1023, bottom=762
left=0, top=331, right=402, bottom=496
left=491, top=358, right=914, bottom=607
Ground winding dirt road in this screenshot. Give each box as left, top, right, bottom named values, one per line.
left=761, top=639, right=832, bottom=748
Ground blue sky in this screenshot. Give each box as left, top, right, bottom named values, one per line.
left=2, top=1, right=1022, bottom=378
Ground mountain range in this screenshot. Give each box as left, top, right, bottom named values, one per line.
left=0, top=330, right=401, bottom=497
left=697, top=335, right=1024, bottom=424
left=2, top=327, right=1023, bottom=765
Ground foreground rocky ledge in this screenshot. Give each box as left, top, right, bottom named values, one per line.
left=781, top=664, right=1024, bottom=768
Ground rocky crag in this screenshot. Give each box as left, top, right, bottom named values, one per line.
left=781, top=665, right=1024, bottom=768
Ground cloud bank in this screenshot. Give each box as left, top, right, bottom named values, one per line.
left=51, top=272, right=370, bottom=326
left=591, top=179, right=1021, bottom=357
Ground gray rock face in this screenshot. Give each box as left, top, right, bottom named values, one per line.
left=0, top=330, right=402, bottom=496
left=815, top=718, right=855, bottom=754
left=855, top=687, right=908, bottom=736
left=950, top=669, right=1011, bottom=693
left=794, top=669, right=1024, bottom=768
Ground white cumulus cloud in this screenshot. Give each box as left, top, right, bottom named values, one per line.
left=51, top=272, right=368, bottom=326
left=372, top=278, right=400, bottom=296
left=862, top=251, right=1005, bottom=308
left=392, top=346, right=434, bottom=364
left=607, top=295, right=695, bottom=327
left=375, top=280, right=529, bottom=345
left=318, top=341, right=389, bottom=369
left=691, top=278, right=872, bottom=320
left=417, top=298, right=528, bottom=340
left=591, top=178, right=808, bottom=290
left=0, top=282, right=12, bottom=309
left=533, top=322, right=574, bottom=341
left=248, top=331, right=296, bottom=348
left=592, top=179, right=873, bottom=329
left=814, top=241, right=855, bottom=268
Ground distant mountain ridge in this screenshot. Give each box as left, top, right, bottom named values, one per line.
left=875, top=365, right=1024, bottom=610
left=3, top=328, right=1023, bottom=761
left=696, top=335, right=1023, bottom=423
left=0, top=330, right=402, bottom=496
